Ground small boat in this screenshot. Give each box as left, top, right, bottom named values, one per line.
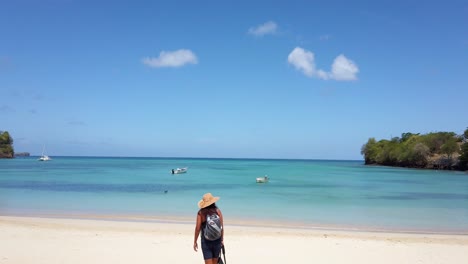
left=38, top=145, right=52, bottom=161
left=172, top=167, right=188, bottom=174
left=38, top=155, right=51, bottom=161
left=256, top=175, right=269, bottom=183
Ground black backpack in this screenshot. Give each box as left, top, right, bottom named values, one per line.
left=203, top=212, right=222, bottom=241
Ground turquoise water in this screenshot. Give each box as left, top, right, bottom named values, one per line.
left=1, top=157, right=467, bottom=233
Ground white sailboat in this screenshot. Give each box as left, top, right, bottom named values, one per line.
left=38, top=145, right=51, bottom=161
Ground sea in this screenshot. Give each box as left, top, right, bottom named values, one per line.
left=1, top=156, right=467, bottom=234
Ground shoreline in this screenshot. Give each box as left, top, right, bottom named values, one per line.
left=2, top=211, right=468, bottom=236
left=1, top=215, right=468, bottom=264
left=1, top=215, right=467, bottom=242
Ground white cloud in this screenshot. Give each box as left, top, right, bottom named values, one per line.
left=317, top=69, right=330, bottom=80
left=287, top=47, right=359, bottom=81
left=142, top=49, right=198, bottom=68
left=248, top=21, right=277, bottom=36
left=287, top=47, right=317, bottom=77
left=330, top=54, right=359, bottom=81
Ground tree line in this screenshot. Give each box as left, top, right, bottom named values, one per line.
left=0, top=131, right=14, bottom=158
left=361, top=128, right=468, bottom=171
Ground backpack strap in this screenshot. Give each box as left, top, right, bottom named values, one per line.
left=220, top=245, right=226, bottom=264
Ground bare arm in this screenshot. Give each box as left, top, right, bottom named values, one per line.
left=218, top=208, right=224, bottom=244
left=193, top=212, right=202, bottom=251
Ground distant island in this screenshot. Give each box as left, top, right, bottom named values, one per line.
left=0, top=131, right=14, bottom=158
left=361, top=128, right=468, bottom=171
left=15, top=152, right=30, bottom=157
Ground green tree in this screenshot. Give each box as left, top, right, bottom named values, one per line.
left=361, top=129, right=465, bottom=170
left=422, top=132, right=456, bottom=154
left=401, top=132, right=419, bottom=142
left=374, top=139, right=400, bottom=165
left=361, top=138, right=378, bottom=164
left=0, top=131, right=13, bottom=144
left=411, top=143, right=430, bottom=167
left=0, top=131, right=14, bottom=158
left=440, top=138, right=459, bottom=160
left=398, top=134, right=430, bottom=167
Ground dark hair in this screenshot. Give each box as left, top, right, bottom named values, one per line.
left=205, top=203, right=217, bottom=209
left=200, top=203, right=218, bottom=219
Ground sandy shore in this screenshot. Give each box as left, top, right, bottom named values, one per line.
left=1, top=215, right=468, bottom=264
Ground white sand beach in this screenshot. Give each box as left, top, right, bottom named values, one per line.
left=1, top=216, right=468, bottom=264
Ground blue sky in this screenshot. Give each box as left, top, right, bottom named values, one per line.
left=1, top=0, right=467, bottom=160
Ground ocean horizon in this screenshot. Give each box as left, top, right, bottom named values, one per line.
left=1, top=156, right=467, bottom=234
left=20, top=155, right=366, bottom=161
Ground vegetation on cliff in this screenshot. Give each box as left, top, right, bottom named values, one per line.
left=361, top=128, right=468, bottom=171
left=0, top=131, right=14, bottom=158
left=459, top=129, right=468, bottom=171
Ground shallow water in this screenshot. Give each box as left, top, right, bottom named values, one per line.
left=1, top=157, right=467, bottom=233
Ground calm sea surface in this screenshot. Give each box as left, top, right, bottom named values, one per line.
left=1, top=157, right=467, bottom=233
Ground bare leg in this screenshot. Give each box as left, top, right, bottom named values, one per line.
left=204, top=258, right=217, bottom=264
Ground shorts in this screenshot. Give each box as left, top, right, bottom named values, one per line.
left=201, top=238, right=222, bottom=260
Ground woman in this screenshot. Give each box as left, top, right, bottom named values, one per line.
left=193, top=193, right=224, bottom=264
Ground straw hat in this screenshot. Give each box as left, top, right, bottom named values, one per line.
left=198, top=193, right=220, bottom=208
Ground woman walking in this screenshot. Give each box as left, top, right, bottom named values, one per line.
left=193, top=193, right=224, bottom=264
